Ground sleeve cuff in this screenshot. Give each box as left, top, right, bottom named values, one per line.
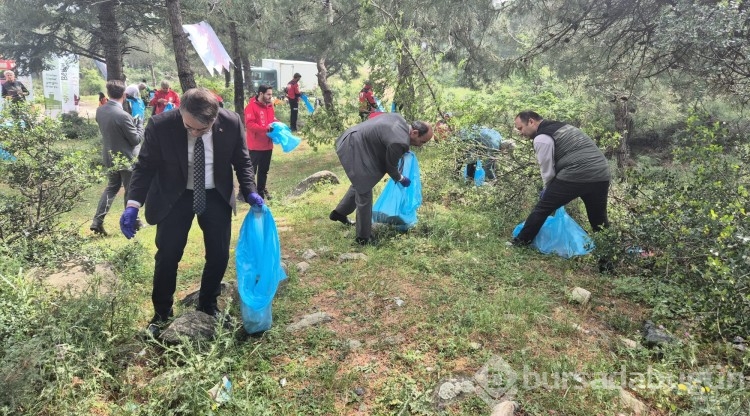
left=126, top=200, right=141, bottom=208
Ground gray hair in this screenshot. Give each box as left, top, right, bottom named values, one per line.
left=160, top=80, right=170, bottom=89
left=4, top=70, right=14, bottom=77
left=179, top=88, right=219, bottom=125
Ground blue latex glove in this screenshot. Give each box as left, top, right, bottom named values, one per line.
left=247, top=192, right=264, bottom=206
left=120, top=206, right=139, bottom=239
left=399, top=176, right=411, bottom=187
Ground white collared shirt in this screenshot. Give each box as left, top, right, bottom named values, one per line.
left=186, top=129, right=215, bottom=190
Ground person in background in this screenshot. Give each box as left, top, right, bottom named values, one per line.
left=434, top=112, right=452, bottom=142
left=510, top=110, right=612, bottom=272
left=120, top=88, right=263, bottom=337
left=124, top=84, right=145, bottom=119
left=98, top=92, right=108, bottom=106
left=330, top=113, right=433, bottom=245
left=148, top=80, right=180, bottom=115
left=358, top=81, right=378, bottom=121
left=139, top=79, right=153, bottom=102
left=1, top=70, right=29, bottom=103
left=244, top=84, right=279, bottom=200
left=285, top=73, right=301, bottom=131
left=90, top=80, right=144, bottom=235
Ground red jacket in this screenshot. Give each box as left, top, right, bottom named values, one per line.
left=148, top=89, right=181, bottom=114
left=286, top=80, right=300, bottom=100
left=244, top=97, right=278, bottom=151
left=359, top=88, right=377, bottom=112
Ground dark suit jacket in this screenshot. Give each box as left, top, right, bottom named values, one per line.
left=128, top=108, right=258, bottom=225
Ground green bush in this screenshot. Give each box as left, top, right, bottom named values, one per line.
left=599, top=112, right=750, bottom=335
left=60, top=111, right=100, bottom=140
left=79, top=67, right=105, bottom=96
left=0, top=104, right=99, bottom=264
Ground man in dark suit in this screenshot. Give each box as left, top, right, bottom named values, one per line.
left=90, top=80, right=144, bottom=235
left=119, top=88, right=264, bottom=336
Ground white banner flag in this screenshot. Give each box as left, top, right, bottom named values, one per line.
left=42, top=55, right=79, bottom=117
left=182, top=21, right=233, bottom=75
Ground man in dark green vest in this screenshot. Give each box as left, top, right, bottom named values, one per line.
left=511, top=111, right=612, bottom=271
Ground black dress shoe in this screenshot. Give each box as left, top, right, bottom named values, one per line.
left=196, top=304, right=221, bottom=317
left=145, top=309, right=174, bottom=338
left=508, top=237, right=531, bottom=247
left=90, top=224, right=107, bottom=236
left=330, top=210, right=355, bottom=226
left=145, top=323, right=161, bottom=338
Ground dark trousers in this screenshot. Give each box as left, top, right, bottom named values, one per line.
left=152, top=189, right=231, bottom=318
left=288, top=98, right=299, bottom=131
left=516, top=179, right=610, bottom=243
left=249, top=149, right=273, bottom=198
left=92, top=169, right=132, bottom=227
left=334, top=185, right=374, bottom=240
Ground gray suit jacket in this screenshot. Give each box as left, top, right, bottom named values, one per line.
left=335, top=113, right=410, bottom=191
left=95, top=100, right=143, bottom=168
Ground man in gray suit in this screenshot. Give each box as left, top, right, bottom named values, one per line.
left=330, top=113, right=433, bottom=245
left=90, top=80, right=144, bottom=235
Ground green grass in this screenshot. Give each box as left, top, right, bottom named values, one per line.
left=3, top=131, right=749, bottom=415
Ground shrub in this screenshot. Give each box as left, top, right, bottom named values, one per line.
left=60, top=111, right=99, bottom=140
left=0, top=104, right=99, bottom=264
left=599, top=112, right=750, bottom=335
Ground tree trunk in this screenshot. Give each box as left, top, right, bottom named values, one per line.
left=241, top=53, right=253, bottom=97
left=98, top=1, right=123, bottom=81
left=316, top=54, right=334, bottom=111
left=612, top=94, right=633, bottom=175
left=229, top=21, right=244, bottom=117
left=166, top=0, right=195, bottom=92
left=149, top=64, right=156, bottom=87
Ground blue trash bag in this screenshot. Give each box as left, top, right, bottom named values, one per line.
left=300, top=93, right=314, bottom=114
left=478, top=127, right=502, bottom=149
left=0, top=144, right=15, bottom=162
left=512, top=207, right=594, bottom=258
left=126, top=97, right=145, bottom=119
left=236, top=205, right=287, bottom=334
left=372, top=151, right=422, bottom=230
left=375, top=97, right=385, bottom=112
left=164, top=102, right=175, bottom=112
left=268, top=122, right=301, bottom=153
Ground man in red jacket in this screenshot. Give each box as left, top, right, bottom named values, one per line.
left=358, top=82, right=378, bottom=121
left=286, top=73, right=301, bottom=131
left=148, top=80, right=181, bottom=115
left=244, top=84, right=279, bottom=200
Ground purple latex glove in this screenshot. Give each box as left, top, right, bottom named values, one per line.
left=247, top=192, right=264, bottom=206
left=120, top=206, right=139, bottom=239
left=399, top=176, right=411, bottom=187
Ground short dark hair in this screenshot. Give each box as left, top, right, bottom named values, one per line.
left=105, top=80, right=126, bottom=99
left=411, top=120, right=429, bottom=136
left=180, top=88, right=219, bottom=125
left=293, top=73, right=301, bottom=79
left=255, top=84, right=273, bottom=98
left=516, top=111, right=543, bottom=123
